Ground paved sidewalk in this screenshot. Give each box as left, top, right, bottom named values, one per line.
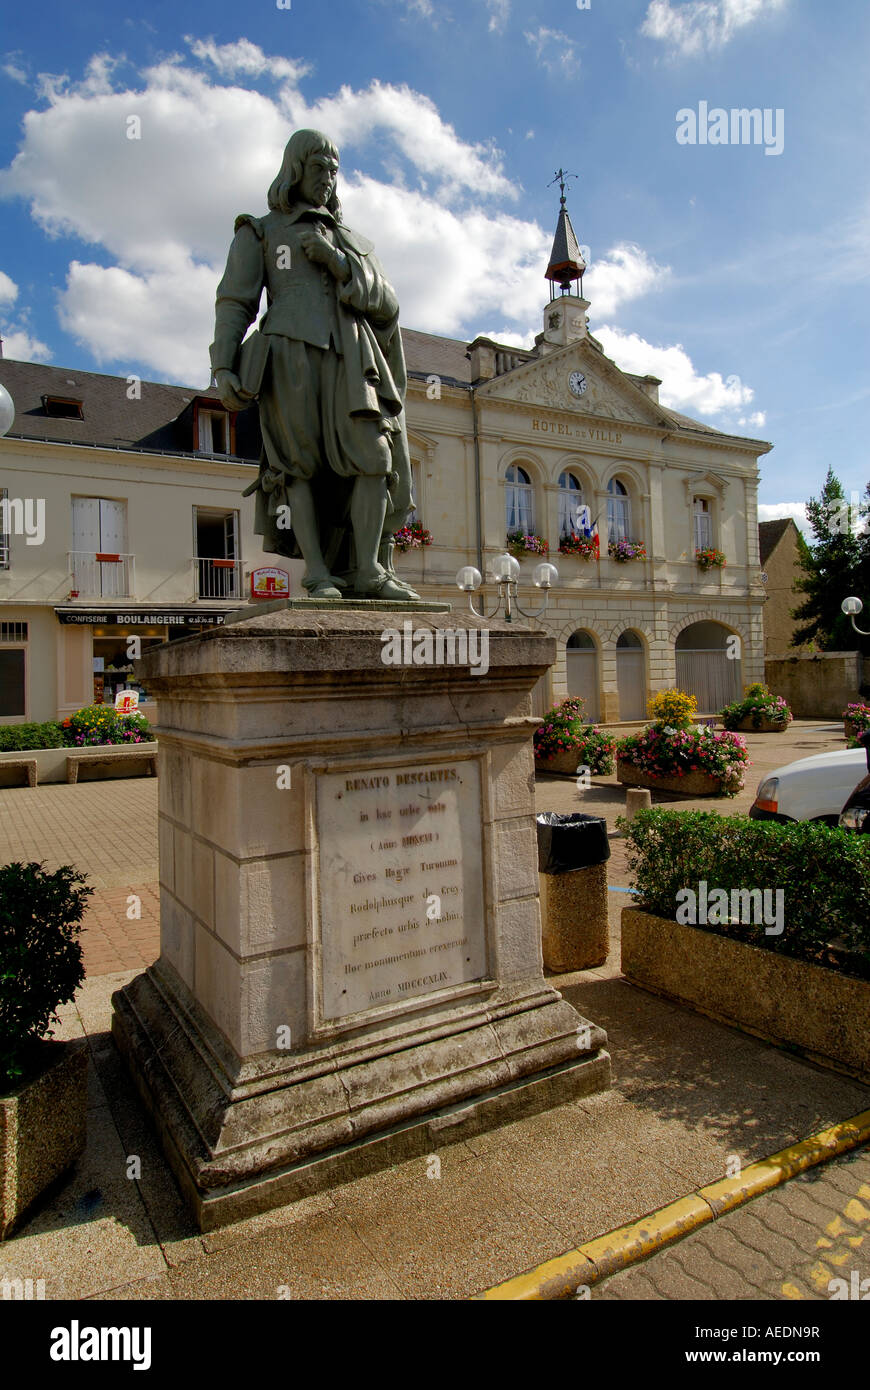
left=1, top=720, right=867, bottom=1300
left=592, top=1146, right=870, bottom=1301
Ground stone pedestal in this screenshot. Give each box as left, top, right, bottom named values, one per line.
left=112, top=607, right=610, bottom=1229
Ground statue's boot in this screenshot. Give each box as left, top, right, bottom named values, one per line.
left=356, top=571, right=421, bottom=601
left=302, top=572, right=348, bottom=600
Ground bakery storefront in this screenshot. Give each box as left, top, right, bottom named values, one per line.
left=54, top=607, right=234, bottom=717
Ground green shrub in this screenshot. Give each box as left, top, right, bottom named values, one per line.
left=620, top=808, right=870, bottom=973
left=0, top=722, right=64, bottom=751
left=0, top=862, right=91, bottom=1089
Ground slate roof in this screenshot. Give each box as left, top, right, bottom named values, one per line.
left=759, top=517, right=797, bottom=565
left=0, top=325, right=770, bottom=458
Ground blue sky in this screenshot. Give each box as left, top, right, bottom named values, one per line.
left=1, top=0, right=868, bottom=525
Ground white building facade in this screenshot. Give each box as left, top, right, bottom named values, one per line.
left=0, top=281, right=770, bottom=726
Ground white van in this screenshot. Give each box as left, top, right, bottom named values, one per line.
left=749, top=747, right=867, bottom=825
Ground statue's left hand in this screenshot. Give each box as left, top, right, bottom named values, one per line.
left=298, top=226, right=348, bottom=280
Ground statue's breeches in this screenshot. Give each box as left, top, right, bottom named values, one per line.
left=259, top=336, right=394, bottom=485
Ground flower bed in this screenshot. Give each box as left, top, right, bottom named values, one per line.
left=608, top=538, right=646, bottom=563
left=557, top=533, right=597, bottom=559
left=506, top=530, right=548, bottom=559
left=0, top=706, right=152, bottom=752
left=616, top=724, right=749, bottom=796
left=720, top=683, right=791, bottom=733
left=533, top=698, right=616, bottom=776
left=393, top=520, right=432, bottom=551
left=843, top=703, right=870, bottom=745
left=695, top=547, right=726, bottom=572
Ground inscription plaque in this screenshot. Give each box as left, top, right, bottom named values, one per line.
left=317, top=758, right=487, bottom=1022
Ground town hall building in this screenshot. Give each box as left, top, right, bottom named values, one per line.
left=0, top=189, right=771, bottom=725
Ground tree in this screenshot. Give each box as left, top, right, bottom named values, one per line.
left=791, top=469, right=868, bottom=654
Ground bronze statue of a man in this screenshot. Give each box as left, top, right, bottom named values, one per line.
left=211, top=128, right=419, bottom=600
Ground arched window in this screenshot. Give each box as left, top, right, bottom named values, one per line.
left=693, top=497, right=712, bottom=551
left=557, top=471, right=585, bottom=538
left=506, top=465, right=534, bottom=533
left=607, top=478, right=630, bottom=544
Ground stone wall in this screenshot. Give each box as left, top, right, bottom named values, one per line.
left=764, top=651, right=865, bottom=718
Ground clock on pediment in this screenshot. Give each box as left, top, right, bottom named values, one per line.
left=568, top=370, right=587, bottom=398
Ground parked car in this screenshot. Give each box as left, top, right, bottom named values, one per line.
left=749, top=747, right=867, bottom=825
left=839, top=732, right=870, bottom=833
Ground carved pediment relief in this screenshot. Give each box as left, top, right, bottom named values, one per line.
left=478, top=342, right=662, bottom=427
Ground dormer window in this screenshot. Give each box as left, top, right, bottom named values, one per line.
left=194, top=401, right=234, bottom=455
left=42, top=395, right=83, bottom=420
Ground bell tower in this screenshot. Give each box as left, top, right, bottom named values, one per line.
left=540, top=169, right=590, bottom=352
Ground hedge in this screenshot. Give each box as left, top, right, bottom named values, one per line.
left=620, top=808, right=870, bottom=976
left=0, top=722, right=65, bottom=752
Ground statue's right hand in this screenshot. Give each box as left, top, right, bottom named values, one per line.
left=215, top=370, right=247, bottom=410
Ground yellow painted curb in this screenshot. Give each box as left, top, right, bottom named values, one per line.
left=477, top=1107, right=870, bottom=1300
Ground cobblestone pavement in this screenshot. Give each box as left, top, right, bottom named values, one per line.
left=592, top=1146, right=870, bottom=1301
left=0, top=778, right=160, bottom=976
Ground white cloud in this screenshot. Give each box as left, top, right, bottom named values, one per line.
left=0, top=271, right=18, bottom=306
left=1, top=327, right=52, bottom=362
left=758, top=502, right=809, bottom=535
left=641, top=0, right=789, bottom=58
left=594, top=325, right=759, bottom=421
left=2, top=55, right=29, bottom=86
left=186, top=38, right=310, bottom=84
left=585, top=244, right=670, bottom=318
left=524, top=28, right=580, bottom=77
left=737, top=410, right=766, bottom=429
left=486, top=0, right=511, bottom=33
left=58, top=256, right=217, bottom=386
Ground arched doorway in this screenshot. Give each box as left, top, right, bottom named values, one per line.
left=616, top=630, right=647, bottom=721
left=675, top=621, right=741, bottom=713
left=566, top=630, right=599, bottom=721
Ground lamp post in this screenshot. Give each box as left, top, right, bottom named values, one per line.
left=841, top=596, right=870, bottom=637
left=456, top=552, right=558, bottom=622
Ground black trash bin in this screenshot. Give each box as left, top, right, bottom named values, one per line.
left=535, top=813, right=610, bottom=972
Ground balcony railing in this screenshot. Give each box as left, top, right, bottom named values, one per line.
left=68, top=551, right=135, bottom=599
left=194, top=556, right=242, bottom=600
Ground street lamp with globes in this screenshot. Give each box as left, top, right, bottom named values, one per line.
left=456, top=552, right=558, bottom=622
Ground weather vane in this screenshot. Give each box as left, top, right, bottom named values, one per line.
left=548, top=168, right=578, bottom=208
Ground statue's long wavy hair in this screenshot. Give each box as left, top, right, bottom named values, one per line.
left=267, top=129, right=342, bottom=220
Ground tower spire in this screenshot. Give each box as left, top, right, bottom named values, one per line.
left=545, top=169, right=585, bottom=300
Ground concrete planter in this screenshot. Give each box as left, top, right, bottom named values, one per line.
left=616, top=761, right=726, bottom=797
left=0, top=742, right=157, bottom=786
left=622, top=907, right=870, bottom=1083
left=1, top=1040, right=88, bottom=1239
left=535, top=748, right=587, bottom=776
left=733, top=716, right=790, bottom=733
